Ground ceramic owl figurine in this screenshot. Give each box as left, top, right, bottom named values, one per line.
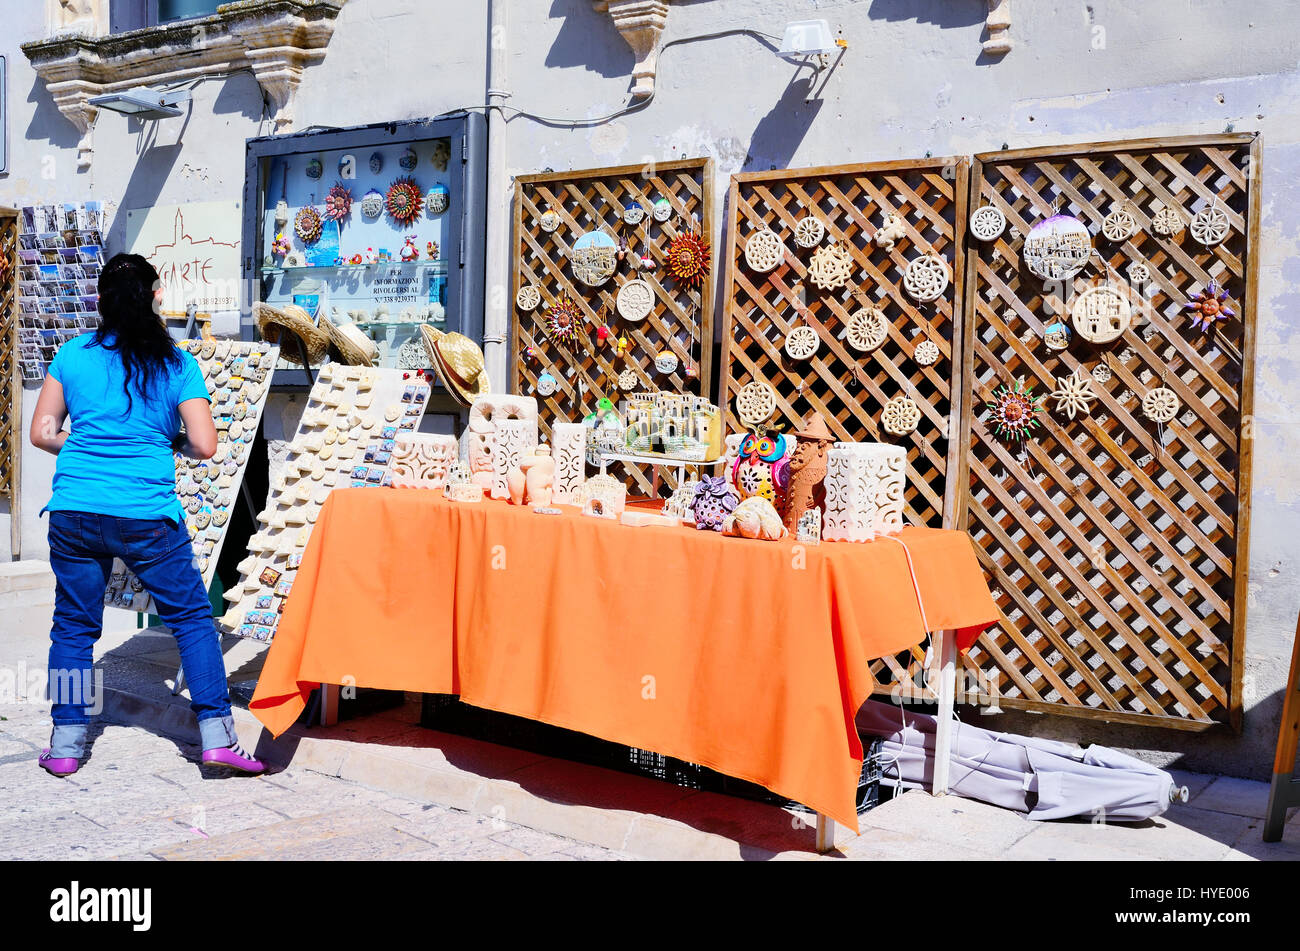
left=731, top=431, right=792, bottom=507
left=690, top=475, right=739, bottom=532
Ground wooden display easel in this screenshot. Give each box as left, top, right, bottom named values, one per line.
left=1264, top=612, right=1300, bottom=842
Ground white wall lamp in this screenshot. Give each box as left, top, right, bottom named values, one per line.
left=87, top=87, right=191, bottom=120
left=776, top=19, right=846, bottom=101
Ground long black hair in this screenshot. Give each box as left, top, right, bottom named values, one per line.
left=93, top=253, right=181, bottom=411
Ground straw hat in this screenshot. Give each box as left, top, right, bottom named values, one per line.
left=254, top=302, right=328, bottom=366
left=319, top=310, right=379, bottom=366
left=793, top=410, right=835, bottom=443
left=419, top=325, right=490, bottom=406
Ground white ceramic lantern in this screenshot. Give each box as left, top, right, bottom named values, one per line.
left=823, top=442, right=907, bottom=542
left=551, top=422, right=587, bottom=505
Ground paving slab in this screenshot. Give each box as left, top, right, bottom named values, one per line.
left=1005, top=805, right=1252, bottom=861
left=1188, top=775, right=1271, bottom=819
left=857, top=788, right=1038, bottom=854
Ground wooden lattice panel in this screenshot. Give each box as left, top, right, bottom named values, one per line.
left=719, top=159, right=970, bottom=691
left=955, top=134, right=1260, bottom=729
left=0, top=209, right=18, bottom=525
left=511, top=159, right=714, bottom=497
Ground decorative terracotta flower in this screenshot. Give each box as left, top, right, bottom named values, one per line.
left=323, top=183, right=353, bottom=223
left=385, top=177, right=424, bottom=227
left=1184, top=280, right=1236, bottom=333
left=666, top=230, right=711, bottom=287
left=293, top=206, right=323, bottom=244
left=986, top=377, right=1044, bottom=443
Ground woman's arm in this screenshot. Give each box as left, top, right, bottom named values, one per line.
left=175, top=398, right=218, bottom=460
left=29, top=375, right=69, bottom=456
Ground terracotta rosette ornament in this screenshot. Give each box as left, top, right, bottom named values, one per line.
left=987, top=377, right=1044, bottom=443
left=543, top=296, right=582, bottom=346
left=385, top=177, right=424, bottom=228
left=1184, top=280, right=1236, bottom=333
left=666, top=230, right=711, bottom=287
left=323, top=183, right=353, bottom=223
left=293, top=205, right=324, bottom=244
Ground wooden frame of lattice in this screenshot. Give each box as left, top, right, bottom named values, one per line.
left=955, top=134, right=1260, bottom=730
left=0, top=208, right=19, bottom=559
left=719, top=158, right=971, bottom=688
left=511, top=158, right=714, bottom=497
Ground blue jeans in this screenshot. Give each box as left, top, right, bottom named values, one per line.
left=46, top=510, right=237, bottom=758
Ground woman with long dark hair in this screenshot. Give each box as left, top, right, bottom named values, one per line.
left=29, top=253, right=264, bottom=778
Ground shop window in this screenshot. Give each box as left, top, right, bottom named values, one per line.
left=109, top=0, right=222, bottom=33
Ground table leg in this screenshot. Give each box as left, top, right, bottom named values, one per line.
left=319, top=684, right=341, bottom=727
left=651, top=465, right=661, bottom=498
left=931, top=629, right=958, bottom=796
left=815, top=813, right=835, bottom=853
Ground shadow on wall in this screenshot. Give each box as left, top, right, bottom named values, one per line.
left=24, top=76, right=84, bottom=163
left=546, top=0, right=632, bottom=80
left=867, top=0, right=985, bottom=28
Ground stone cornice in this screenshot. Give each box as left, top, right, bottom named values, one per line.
left=22, top=0, right=346, bottom=170
left=592, top=0, right=670, bottom=100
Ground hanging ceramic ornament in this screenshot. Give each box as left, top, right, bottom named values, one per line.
left=1049, top=368, right=1097, bottom=420
left=1184, top=279, right=1235, bottom=332
left=274, top=162, right=290, bottom=227
left=1023, top=212, right=1092, bottom=281
left=571, top=230, right=619, bottom=287
left=652, top=198, right=673, bottom=222
left=360, top=189, right=385, bottom=221
left=399, top=147, right=418, bottom=171
left=914, top=340, right=941, bottom=366
left=1043, top=321, right=1072, bottom=351
left=807, top=242, right=853, bottom=291
left=1152, top=205, right=1185, bottom=236
left=294, top=205, right=324, bottom=244
left=536, top=372, right=559, bottom=397
left=969, top=204, right=1006, bottom=242
left=1071, top=282, right=1132, bottom=344
left=426, top=184, right=450, bottom=215
left=904, top=254, right=950, bottom=302
left=1127, top=261, right=1151, bottom=285
left=736, top=381, right=777, bottom=427
left=305, top=157, right=323, bottom=180
left=543, top=297, right=581, bottom=345
left=619, top=367, right=640, bottom=392
left=654, top=349, right=679, bottom=374
left=1142, top=386, right=1180, bottom=424
left=539, top=208, right=561, bottom=233
left=369, top=152, right=384, bottom=175
left=515, top=285, right=541, bottom=312
left=666, top=230, right=711, bottom=287
left=1190, top=203, right=1230, bottom=247
left=1101, top=202, right=1140, bottom=242
left=987, top=377, right=1044, bottom=443
left=616, top=279, right=655, bottom=321
left=846, top=292, right=888, bottom=353
left=1092, top=363, right=1112, bottom=384
left=744, top=227, right=785, bottom=272
left=385, top=177, right=424, bottom=227
left=874, top=213, right=907, bottom=252
left=324, top=183, right=353, bottom=224
left=623, top=201, right=646, bottom=225
left=881, top=397, right=922, bottom=436
left=794, top=215, right=826, bottom=249
left=785, top=325, right=819, bottom=361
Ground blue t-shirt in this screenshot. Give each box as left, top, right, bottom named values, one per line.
left=46, top=333, right=211, bottom=522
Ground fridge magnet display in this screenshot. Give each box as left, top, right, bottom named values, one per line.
left=1023, top=212, right=1091, bottom=281
left=385, top=177, right=424, bottom=227
left=744, top=227, right=785, bottom=272
left=1184, top=279, right=1235, bottom=332
left=969, top=204, right=1007, bottom=242
left=903, top=253, right=950, bottom=302
left=874, top=212, right=908, bottom=252
left=987, top=378, right=1044, bottom=443
left=666, top=229, right=711, bottom=288
left=1189, top=204, right=1230, bottom=247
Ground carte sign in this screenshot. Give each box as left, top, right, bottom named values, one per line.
left=125, top=202, right=241, bottom=316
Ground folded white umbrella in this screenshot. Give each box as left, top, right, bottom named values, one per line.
left=857, top=698, right=1187, bottom=823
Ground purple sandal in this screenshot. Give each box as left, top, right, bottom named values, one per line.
left=201, top=742, right=265, bottom=775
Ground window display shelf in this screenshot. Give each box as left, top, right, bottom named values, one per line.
left=260, top=261, right=448, bottom=279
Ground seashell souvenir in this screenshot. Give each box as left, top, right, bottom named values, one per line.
left=426, top=183, right=450, bottom=215
left=722, top=496, right=787, bottom=541
left=570, top=230, right=618, bottom=287
left=1023, top=213, right=1092, bottom=281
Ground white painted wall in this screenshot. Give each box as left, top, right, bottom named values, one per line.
left=3, top=0, right=1299, bottom=779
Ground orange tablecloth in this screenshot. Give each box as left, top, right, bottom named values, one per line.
left=251, top=489, right=997, bottom=831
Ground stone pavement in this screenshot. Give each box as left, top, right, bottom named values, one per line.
left=4, top=560, right=1300, bottom=861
